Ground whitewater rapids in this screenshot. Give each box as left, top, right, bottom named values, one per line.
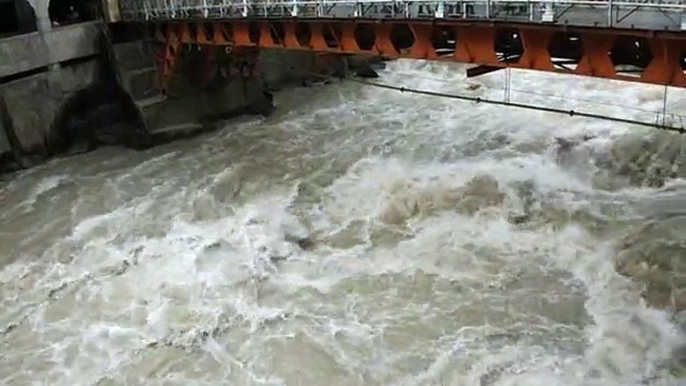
left=0, top=60, right=684, bottom=385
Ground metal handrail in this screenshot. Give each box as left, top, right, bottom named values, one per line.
left=117, top=0, right=686, bottom=31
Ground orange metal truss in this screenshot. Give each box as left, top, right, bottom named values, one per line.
left=152, top=20, right=686, bottom=88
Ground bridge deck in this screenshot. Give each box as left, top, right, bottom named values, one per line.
left=118, top=0, right=686, bottom=31
left=112, top=0, right=686, bottom=89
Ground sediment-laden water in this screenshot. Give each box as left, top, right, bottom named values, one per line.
left=0, top=60, right=684, bottom=385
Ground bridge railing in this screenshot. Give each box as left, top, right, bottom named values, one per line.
left=117, top=0, right=686, bottom=31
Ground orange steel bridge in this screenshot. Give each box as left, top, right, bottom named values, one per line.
left=109, top=1, right=686, bottom=88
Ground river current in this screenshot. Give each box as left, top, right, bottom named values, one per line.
left=0, top=60, right=684, bottom=385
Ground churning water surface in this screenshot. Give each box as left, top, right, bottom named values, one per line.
left=0, top=60, right=684, bottom=385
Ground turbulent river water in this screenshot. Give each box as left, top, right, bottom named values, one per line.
left=0, top=60, right=685, bottom=385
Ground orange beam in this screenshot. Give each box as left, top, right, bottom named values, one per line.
left=155, top=20, right=686, bottom=88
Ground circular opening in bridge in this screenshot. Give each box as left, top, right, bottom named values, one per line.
left=270, top=22, right=286, bottom=46
left=48, top=0, right=99, bottom=27
left=354, top=24, right=376, bottom=51
left=248, top=22, right=260, bottom=45
left=295, top=23, right=311, bottom=48
left=323, top=24, right=342, bottom=49
left=494, top=28, right=524, bottom=64
left=547, top=32, right=583, bottom=71
left=390, top=24, right=414, bottom=55
left=430, top=26, right=456, bottom=58
left=609, top=36, right=653, bottom=78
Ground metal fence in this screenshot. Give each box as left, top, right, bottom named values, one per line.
left=117, top=0, right=686, bottom=30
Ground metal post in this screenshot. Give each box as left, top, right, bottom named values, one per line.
left=486, top=0, right=490, bottom=18
left=608, top=0, right=613, bottom=27
left=291, top=0, right=299, bottom=16
left=542, top=1, right=554, bottom=22
left=436, top=1, right=445, bottom=18
left=528, top=0, right=533, bottom=22
left=242, top=0, right=249, bottom=17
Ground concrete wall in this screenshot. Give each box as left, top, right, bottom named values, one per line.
left=0, top=21, right=101, bottom=78
left=111, top=42, right=332, bottom=137
left=0, top=116, right=9, bottom=154
left=0, top=60, right=99, bottom=154
left=0, top=16, right=103, bottom=159
left=0, top=13, right=353, bottom=170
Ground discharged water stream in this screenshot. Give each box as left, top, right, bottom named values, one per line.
left=0, top=60, right=684, bottom=385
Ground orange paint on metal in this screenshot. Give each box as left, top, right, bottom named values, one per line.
left=258, top=23, right=273, bottom=47
left=197, top=23, right=210, bottom=45
left=232, top=22, right=253, bottom=46
left=339, top=23, right=360, bottom=52
left=152, top=20, right=686, bottom=88
left=642, top=39, right=684, bottom=86
left=375, top=24, right=396, bottom=57
left=410, top=24, right=433, bottom=59
left=178, top=22, right=191, bottom=44
left=309, top=23, right=329, bottom=51
left=456, top=27, right=498, bottom=64
left=576, top=34, right=615, bottom=77
left=160, top=24, right=181, bottom=94
left=283, top=23, right=295, bottom=48
left=214, top=23, right=232, bottom=45
left=519, top=30, right=554, bottom=71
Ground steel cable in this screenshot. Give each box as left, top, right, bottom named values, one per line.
left=304, top=70, right=686, bottom=134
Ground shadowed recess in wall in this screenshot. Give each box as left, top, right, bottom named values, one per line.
left=49, top=84, right=150, bottom=154
left=0, top=0, right=37, bottom=37
left=48, top=0, right=99, bottom=26
left=49, top=28, right=150, bottom=154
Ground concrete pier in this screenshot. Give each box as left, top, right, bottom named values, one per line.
left=0, top=0, right=365, bottom=172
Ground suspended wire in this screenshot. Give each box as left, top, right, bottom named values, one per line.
left=303, top=70, right=686, bottom=134
left=661, top=84, right=669, bottom=128
left=388, top=71, right=683, bottom=117
left=504, top=67, right=511, bottom=103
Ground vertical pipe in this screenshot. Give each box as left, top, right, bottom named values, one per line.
left=528, top=0, right=533, bottom=22
left=542, top=1, right=554, bottom=22
left=436, top=1, right=445, bottom=18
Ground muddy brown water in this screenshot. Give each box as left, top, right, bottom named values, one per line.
left=0, top=60, right=684, bottom=385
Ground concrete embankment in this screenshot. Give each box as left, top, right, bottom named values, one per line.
left=0, top=21, right=382, bottom=174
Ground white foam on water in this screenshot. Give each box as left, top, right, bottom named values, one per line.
left=0, top=59, right=684, bottom=385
